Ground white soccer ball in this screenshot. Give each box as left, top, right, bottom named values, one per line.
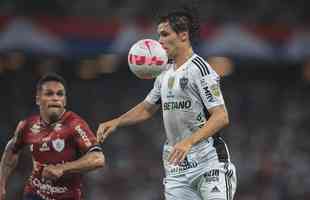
left=128, top=39, right=168, bottom=79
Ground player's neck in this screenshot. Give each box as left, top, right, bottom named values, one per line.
left=174, top=47, right=193, bottom=69
left=40, top=110, right=66, bottom=125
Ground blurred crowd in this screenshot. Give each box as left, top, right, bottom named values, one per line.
left=0, top=51, right=309, bottom=200
left=0, top=0, right=309, bottom=25
left=0, top=0, right=309, bottom=199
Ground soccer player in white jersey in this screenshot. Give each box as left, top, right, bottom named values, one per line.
left=97, top=7, right=237, bottom=200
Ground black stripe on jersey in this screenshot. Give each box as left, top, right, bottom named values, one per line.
left=193, top=57, right=210, bottom=75
left=155, top=98, right=161, bottom=105
left=212, top=134, right=229, bottom=162
left=195, top=56, right=210, bottom=75
left=192, top=59, right=205, bottom=76
left=225, top=170, right=233, bottom=200
left=224, top=163, right=233, bottom=200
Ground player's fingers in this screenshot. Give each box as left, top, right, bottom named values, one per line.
left=100, top=127, right=113, bottom=142
left=168, top=149, right=176, bottom=163
left=180, top=153, right=187, bottom=163
left=96, top=124, right=106, bottom=140
left=174, top=152, right=184, bottom=164
left=168, top=150, right=182, bottom=164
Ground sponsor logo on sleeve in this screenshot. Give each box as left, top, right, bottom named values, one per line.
left=75, top=125, right=91, bottom=147
left=210, top=84, right=221, bottom=97
left=203, top=86, right=215, bottom=102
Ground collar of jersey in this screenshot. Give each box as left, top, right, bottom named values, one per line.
left=172, top=53, right=196, bottom=72
left=40, top=110, right=67, bottom=127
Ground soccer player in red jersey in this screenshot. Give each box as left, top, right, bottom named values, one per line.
left=0, top=73, right=105, bottom=200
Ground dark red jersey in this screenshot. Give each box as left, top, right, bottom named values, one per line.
left=12, top=111, right=102, bottom=200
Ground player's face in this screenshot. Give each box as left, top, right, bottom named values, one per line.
left=37, top=81, right=66, bottom=123
left=158, top=21, right=180, bottom=59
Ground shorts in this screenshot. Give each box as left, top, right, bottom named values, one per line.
left=164, top=162, right=237, bottom=200
left=23, top=193, right=45, bottom=200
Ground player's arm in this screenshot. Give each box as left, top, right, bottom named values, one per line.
left=43, top=119, right=105, bottom=181
left=187, top=105, right=229, bottom=145
left=168, top=105, right=229, bottom=164
left=42, top=150, right=104, bottom=180
left=97, top=100, right=160, bottom=142
left=0, top=121, right=25, bottom=200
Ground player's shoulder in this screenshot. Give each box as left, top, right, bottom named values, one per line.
left=63, top=111, right=89, bottom=127
left=188, top=54, right=218, bottom=79
left=14, top=114, right=40, bottom=137
left=22, top=114, right=40, bottom=128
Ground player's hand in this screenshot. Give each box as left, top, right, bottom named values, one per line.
left=97, top=119, right=120, bottom=143
left=42, top=165, right=64, bottom=181
left=168, top=138, right=193, bottom=165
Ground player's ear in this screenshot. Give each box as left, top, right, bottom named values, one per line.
left=179, top=31, right=188, bottom=42
left=35, top=95, right=40, bottom=106
left=35, top=91, right=40, bottom=106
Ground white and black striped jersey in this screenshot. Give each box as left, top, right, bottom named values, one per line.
left=145, top=53, right=231, bottom=163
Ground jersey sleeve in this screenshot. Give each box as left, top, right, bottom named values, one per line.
left=192, top=61, right=225, bottom=109
left=72, top=120, right=102, bottom=154
left=12, top=120, right=27, bottom=153
left=144, top=73, right=162, bottom=105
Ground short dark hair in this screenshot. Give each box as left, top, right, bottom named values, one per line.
left=157, top=6, right=200, bottom=43
left=36, top=73, right=67, bottom=92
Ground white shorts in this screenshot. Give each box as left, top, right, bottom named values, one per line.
left=163, top=162, right=237, bottom=200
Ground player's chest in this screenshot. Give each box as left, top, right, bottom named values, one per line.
left=161, top=71, right=192, bottom=99
left=25, top=123, right=73, bottom=154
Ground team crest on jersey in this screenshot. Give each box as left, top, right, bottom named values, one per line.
left=168, top=76, right=175, bottom=89
left=210, top=84, right=220, bottom=97
left=179, top=77, right=188, bottom=90
left=52, top=138, right=65, bottom=152
left=30, top=123, right=41, bottom=134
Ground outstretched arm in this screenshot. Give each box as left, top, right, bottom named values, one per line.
left=42, top=151, right=105, bottom=181
left=0, top=139, right=20, bottom=200
left=97, top=100, right=160, bottom=142
left=0, top=121, right=24, bottom=200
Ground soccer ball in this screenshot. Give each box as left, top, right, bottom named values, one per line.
left=128, top=39, right=168, bottom=79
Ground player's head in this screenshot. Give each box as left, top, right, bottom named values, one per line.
left=157, top=7, right=200, bottom=59
left=36, top=73, right=67, bottom=123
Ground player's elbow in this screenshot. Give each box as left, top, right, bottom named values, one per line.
left=221, top=112, right=230, bottom=128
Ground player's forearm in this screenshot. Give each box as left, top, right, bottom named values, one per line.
left=0, top=140, right=19, bottom=185
left=61, top=151, right=105, bottom=174
left=118, top=101, right=157, bottom=127
left=189, top=108, right=229, bottom=145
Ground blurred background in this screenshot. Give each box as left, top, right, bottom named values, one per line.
left=0, top=0, right=310, bottom=199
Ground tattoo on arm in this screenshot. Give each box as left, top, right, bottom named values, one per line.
left=0, top=139, right=19, bottom=184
